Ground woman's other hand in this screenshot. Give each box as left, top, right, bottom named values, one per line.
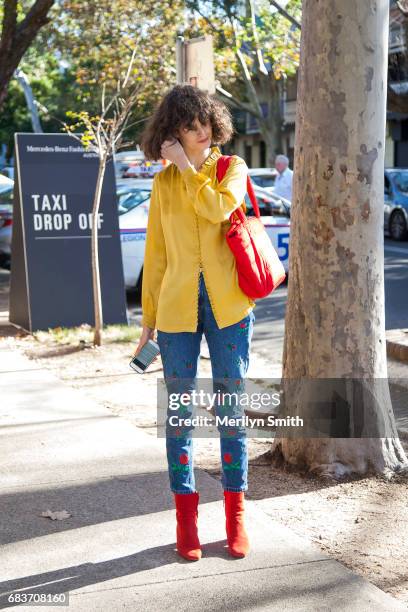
left=133, top=325, right=159, bottom=363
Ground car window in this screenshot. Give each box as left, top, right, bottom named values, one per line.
left=384, top=175, right=391, bottom=194
left=392, top=171, right=408, bottom=194
left=250, top=175, right=276, bottom=189
left=0, top=185, right=13, bottom=206
left=244, top=194, right=272, bottom=217
left=117, top=189, right=151, bottom=215
left=244, top=193, right=290, bottom=218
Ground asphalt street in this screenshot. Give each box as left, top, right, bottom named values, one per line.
left=0, top=236, right=406, bottom=366
left=128, top=237, right=408, bottom=365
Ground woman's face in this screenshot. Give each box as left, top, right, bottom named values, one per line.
left=175, top=117, right=212, bottom=152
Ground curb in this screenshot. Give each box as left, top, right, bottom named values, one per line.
left=387, top=337, right=408, bottom=364
left=386, top=327, right=408, bottom=364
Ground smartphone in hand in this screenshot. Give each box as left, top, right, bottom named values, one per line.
left=130, top=339, right=160, bottom=373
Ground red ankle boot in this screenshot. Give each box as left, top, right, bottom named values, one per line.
left=224, top=491, right=250, bottom=558
left=174, top=492, right=202, bottom=561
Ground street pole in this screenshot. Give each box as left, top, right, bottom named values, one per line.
left=176, top=36, right=185, bottom=85
left=14, top=68, right=43, bottom=133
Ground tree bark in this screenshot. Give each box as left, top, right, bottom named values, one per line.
left=0, top=0, right=55, bottom=109
left=271, top=0, right=408, bottom=479
left=92, top=157, right=106, bottom=347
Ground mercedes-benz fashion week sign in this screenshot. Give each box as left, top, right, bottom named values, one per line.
left=9, top=133, right=128, bottom=332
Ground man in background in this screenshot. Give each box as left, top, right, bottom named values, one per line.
left=273, top=154, right=293, bottom=202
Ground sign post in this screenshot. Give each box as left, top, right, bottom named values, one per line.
left=9, top=133, right=128, bottom=332
left=176, top=35, right=216, bottom=94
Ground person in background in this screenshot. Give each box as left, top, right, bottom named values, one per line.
left=273, top=154, right=293, bottom=202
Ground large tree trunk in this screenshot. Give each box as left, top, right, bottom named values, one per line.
left=271, top=0, right=408, bottom=479
left=0, top=0, right=55, bottom=109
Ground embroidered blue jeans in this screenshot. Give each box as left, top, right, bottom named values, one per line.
left=157, top=271, right=255, bottom=494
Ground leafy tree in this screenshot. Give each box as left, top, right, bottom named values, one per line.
left=51, top=0, right=184, bottom=112
left=58, top=51, right=143, bottom=346
left=0, top=32, right=77, bottom=158
left=0, top=0, right=56, bottom=108
left=1, top=0, right=184, bottom=159
left=184, top=0, right=301, bottom=164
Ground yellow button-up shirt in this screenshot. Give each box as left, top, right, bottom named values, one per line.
left=141, top=145, right=256, bottom=332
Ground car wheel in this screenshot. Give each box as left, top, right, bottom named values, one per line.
left=389, top=210, right=408, bottom=241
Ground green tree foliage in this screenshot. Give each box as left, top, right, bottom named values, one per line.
left=184, top=0, right=301, bottom=160
left=1, top=0, right=183, bottom=159
left=52, top=0, right=184, bottom=109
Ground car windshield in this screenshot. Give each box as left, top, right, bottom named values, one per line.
left=250, top=175, right=275, bottom=189
left=117, top=189, right=151, bottom=215
left=392, top=171, right=408, bottom=194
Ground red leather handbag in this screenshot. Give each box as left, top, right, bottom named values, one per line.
left=216, top=155, right=287, bottom=299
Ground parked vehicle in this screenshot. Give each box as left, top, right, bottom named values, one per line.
left=114, top=148, right=168, bottom=179
left=0, top=166, right=14, bottom=180
left=384, top=168, right=408, bottom=240
left=118, top=178, right=291, bottom=293
left=114, top=150, right=145, bottom=180
left=248, top=168, right=278, bottom=193
left=118, top=179, right=153, bottom=292
left=0, top=175, right=13, bottom=268
left=122, top=160, right=167, bottom=179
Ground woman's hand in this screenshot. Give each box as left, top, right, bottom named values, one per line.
left=132, top=325, right=159, bottom=364
left=160, top=138, right=190, bottom=171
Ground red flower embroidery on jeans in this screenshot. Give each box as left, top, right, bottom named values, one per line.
left=179, top=454, right=189, bottom=465
left=223, top=452, right=233, bottom=464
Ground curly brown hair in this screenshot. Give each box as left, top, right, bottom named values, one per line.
left=140, top=84, right=235, bottom=161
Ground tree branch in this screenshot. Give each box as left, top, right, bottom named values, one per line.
left=248, top=0, right=269, bottom=75
left=269, top=0, right=301, bottom=30
left=397, top=1, right=408, bottom=16
left=231, top=17, right=265, bottom=120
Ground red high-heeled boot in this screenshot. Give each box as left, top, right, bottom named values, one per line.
left=224, top=491, right=250, bottom=557
left=174, top=492, right=202, bottom=561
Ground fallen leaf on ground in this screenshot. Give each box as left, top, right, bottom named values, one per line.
left=39, top=509, right=71, bottom=520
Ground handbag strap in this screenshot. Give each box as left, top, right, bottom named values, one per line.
left=216, top=155, right=261, bottom=219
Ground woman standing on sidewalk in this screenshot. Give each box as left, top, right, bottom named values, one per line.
left=133, top=84, right=256, bottom=561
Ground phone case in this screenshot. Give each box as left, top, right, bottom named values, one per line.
left=130, top=339, right=160, bottom=373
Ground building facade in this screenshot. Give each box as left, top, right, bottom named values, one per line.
left=226, top=0, right=406, bottom=170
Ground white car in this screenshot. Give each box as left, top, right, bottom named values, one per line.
left=119, top=178, right=290, bottom=292
left=0, top=166, right=14, bottom=180
left=118, top=179, right=153, bottom=291
left=248, top=168, right=278, bottom=194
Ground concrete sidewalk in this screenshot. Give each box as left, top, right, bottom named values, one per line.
left=0, top=345, right=406, bottom=612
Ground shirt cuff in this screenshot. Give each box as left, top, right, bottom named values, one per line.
left=142, top=314, right=156, bottom=329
